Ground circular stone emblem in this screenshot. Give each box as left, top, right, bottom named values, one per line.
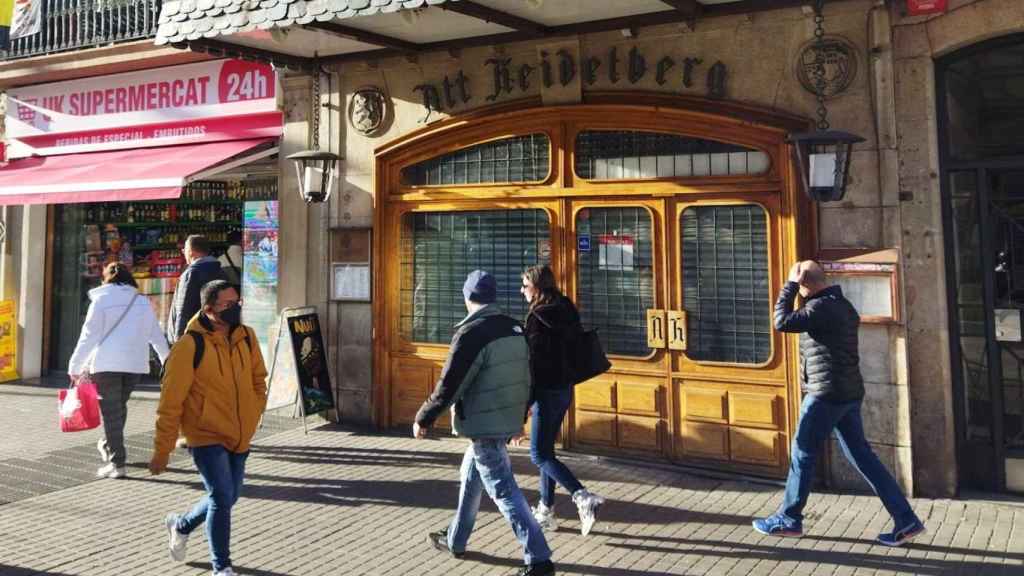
left=348, top=86, right=389, bottom=136
left=795, top=35, right=859, bottom=99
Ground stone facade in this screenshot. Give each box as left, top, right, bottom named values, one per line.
left=313, top=0, right=927, bottom=493
left=891, top=0, right=1024, bottom=497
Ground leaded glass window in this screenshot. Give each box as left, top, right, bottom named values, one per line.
left=401, top=134, right=551, bottom=186
left=682, top=205, right=771, bottom=364
left=575, top=130, right=770, bottom=180
left=575, top=207, right=656, bottom=357
left=400, top=209, right=551, bottom=343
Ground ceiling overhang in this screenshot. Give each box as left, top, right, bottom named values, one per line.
left=155, top=0, right=834, bottom=71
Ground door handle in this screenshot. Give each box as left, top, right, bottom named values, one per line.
left=668, top=310, right=687, bottom=351
left=646, top=309, right=666, bottom=348
left=647, top=309, right=687, bottom=350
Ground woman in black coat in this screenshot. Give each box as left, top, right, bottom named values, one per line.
left=521, top=264, right=605, bottom=536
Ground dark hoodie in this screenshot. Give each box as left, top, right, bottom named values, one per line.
left=525, top=295, right=582, bottom=393
left=167, top=256, right=227, bottom=344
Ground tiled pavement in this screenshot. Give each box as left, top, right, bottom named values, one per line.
left=1, top=380, right=1023, bottom=576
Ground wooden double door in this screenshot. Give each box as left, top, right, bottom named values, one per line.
left=383, top=192, right=797, bottom=478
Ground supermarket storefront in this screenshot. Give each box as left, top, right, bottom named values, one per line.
left=0, top=58, right=285, bottom=371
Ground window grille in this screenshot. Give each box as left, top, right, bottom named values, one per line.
left=575, top=207, right=656, bottom=357
left=401, top=134, right=551, bottom=186
left=400, top=210, right=551, bottom=343
left=682, top=205, right=771, bottom=364
left=575, top=130, right=770, bottom=180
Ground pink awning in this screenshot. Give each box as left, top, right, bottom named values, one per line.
left=0, top=138, right=275, bottom=205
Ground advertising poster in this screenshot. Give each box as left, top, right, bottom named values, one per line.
left=242, top=200, right=278, bottom=363
left=286, top=312, right=334, bottom=416
left=0, top=300, right=18, bottom=382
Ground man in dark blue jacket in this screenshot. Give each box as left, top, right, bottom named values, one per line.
left=167, top=235, right=227, bottom=345
left=753, top=260, right=925, bottom=547
left=414, top=270, right=555, bottom=576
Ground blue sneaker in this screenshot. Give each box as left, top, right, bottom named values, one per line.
left=876, top=520, right=925, bottom=547
left=752, top=514, right=803, bottom=537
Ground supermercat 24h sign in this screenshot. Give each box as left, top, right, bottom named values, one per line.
left=4, top=59, right=281, bottom=159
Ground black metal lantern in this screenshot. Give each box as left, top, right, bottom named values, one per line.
left=288, top=149, right=339, bottom=204
left=788, top=0, right=864, bottom=202
left=788, top=130, right=864, bottom=202
left=288, top=65, right=340, bottom=204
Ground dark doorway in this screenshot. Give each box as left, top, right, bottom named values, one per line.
left=939, top=34, right=1024, bottom=493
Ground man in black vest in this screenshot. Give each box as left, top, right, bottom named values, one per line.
left=752, top=260, right=925, bottom=547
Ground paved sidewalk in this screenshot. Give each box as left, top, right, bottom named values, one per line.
left=0, top=379, right=299, bottom=504
left=0, top=414, right=1022, bottom=576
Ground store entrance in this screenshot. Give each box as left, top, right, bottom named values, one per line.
left=48, top=173, right=281, bottom=375
left=377, top=100, right=805, bottom=478
left=384, top=193, right=790, bottom=477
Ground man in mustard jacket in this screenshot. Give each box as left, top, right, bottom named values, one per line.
left=149, top=279, right=268, bottom=576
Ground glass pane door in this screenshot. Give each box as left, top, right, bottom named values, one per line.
left=566, top=200, right=668, bottom=457
left=573, top=206, right=657, bottom=358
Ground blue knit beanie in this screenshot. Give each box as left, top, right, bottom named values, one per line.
left=463, top=270, right=497, bottom=304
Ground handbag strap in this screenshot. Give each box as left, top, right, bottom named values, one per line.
left=98, top=292, right=140, bottom=347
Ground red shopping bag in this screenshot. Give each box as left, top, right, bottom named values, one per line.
left=58, top=377, right=102, bottom=432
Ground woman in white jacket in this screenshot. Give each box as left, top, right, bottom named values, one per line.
left=68, top=262, right=170, bottom=479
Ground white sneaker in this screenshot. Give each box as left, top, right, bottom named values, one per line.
left=532, top=503, right=558, bottom=532
left=213, top=568, right=237, bottom=576
left=96, top=438, right=112, bottom=463
left=96, top=463, right=126, bottom=479
left=165, top=513, right=189, bottom=562
left=572, top=488, right=605, bottom=536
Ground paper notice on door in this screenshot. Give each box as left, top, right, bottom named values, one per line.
left=598, top=234, right=634, bottom=271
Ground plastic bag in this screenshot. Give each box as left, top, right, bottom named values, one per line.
left=59, top=377, right=101, bottom=432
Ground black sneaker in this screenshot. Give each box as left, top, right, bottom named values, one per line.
left=428, top=529, right=464, bottom=559
left=516, top=560, right=555, bottom=576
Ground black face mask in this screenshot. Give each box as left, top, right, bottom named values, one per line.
left=219, top=303, right=242, bottom=327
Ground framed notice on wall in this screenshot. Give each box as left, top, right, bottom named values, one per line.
left=819, top=249, right=901, bottom=324
left=331, top=228, right=371, bottom=302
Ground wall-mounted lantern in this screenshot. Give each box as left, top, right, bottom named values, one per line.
left=288, top=63, right=341, bottom=204
left=788, top=0, right=864, bottom=202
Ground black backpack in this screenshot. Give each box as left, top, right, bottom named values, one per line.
left=185, top=329, right=252, bottom=369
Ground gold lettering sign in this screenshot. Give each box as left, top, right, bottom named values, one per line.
left=647, top=309, right=666, bottom=349
left=668, top=310, right=687, bottom=351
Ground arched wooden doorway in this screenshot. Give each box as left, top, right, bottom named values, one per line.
left=373, top=93, right=811, bottom=478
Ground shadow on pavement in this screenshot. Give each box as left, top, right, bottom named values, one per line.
left=604, top=534, right=1024, bottom=575
left=0, top=565, right=80, bottom=576
left=188, top=561, right=301, bottom=576
left=252, top=444, right=464, bottom=468
left=462, top=551, right=679, bottom=576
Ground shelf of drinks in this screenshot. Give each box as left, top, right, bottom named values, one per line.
left=101, top=222, right=239, bottom=228
left=133, top=241, right=229, bottom=250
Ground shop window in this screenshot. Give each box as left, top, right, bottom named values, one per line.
left=682, top=204, right=771, bottom=364
left=575, top=130, right=769, bottom=180
left=575, top=207, right=656, bottom=357
left=400, top=209, right=551, bottom=344
left=400, top=133, right=551, bottom=186
left=48, top=179, right=280, bottom=372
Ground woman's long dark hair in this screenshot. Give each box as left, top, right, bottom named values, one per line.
left=523, top=264, right=562, bottom=316
left=102, top=262, right=138, bottom=288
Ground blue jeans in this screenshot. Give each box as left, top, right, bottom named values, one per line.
left=177, top=445, right=249, bottom=572
left=448, top=438, right=551, bottom=565
left=781, top=395, right=918, bottom=527
left=530, top=388, right=584, bottom=507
